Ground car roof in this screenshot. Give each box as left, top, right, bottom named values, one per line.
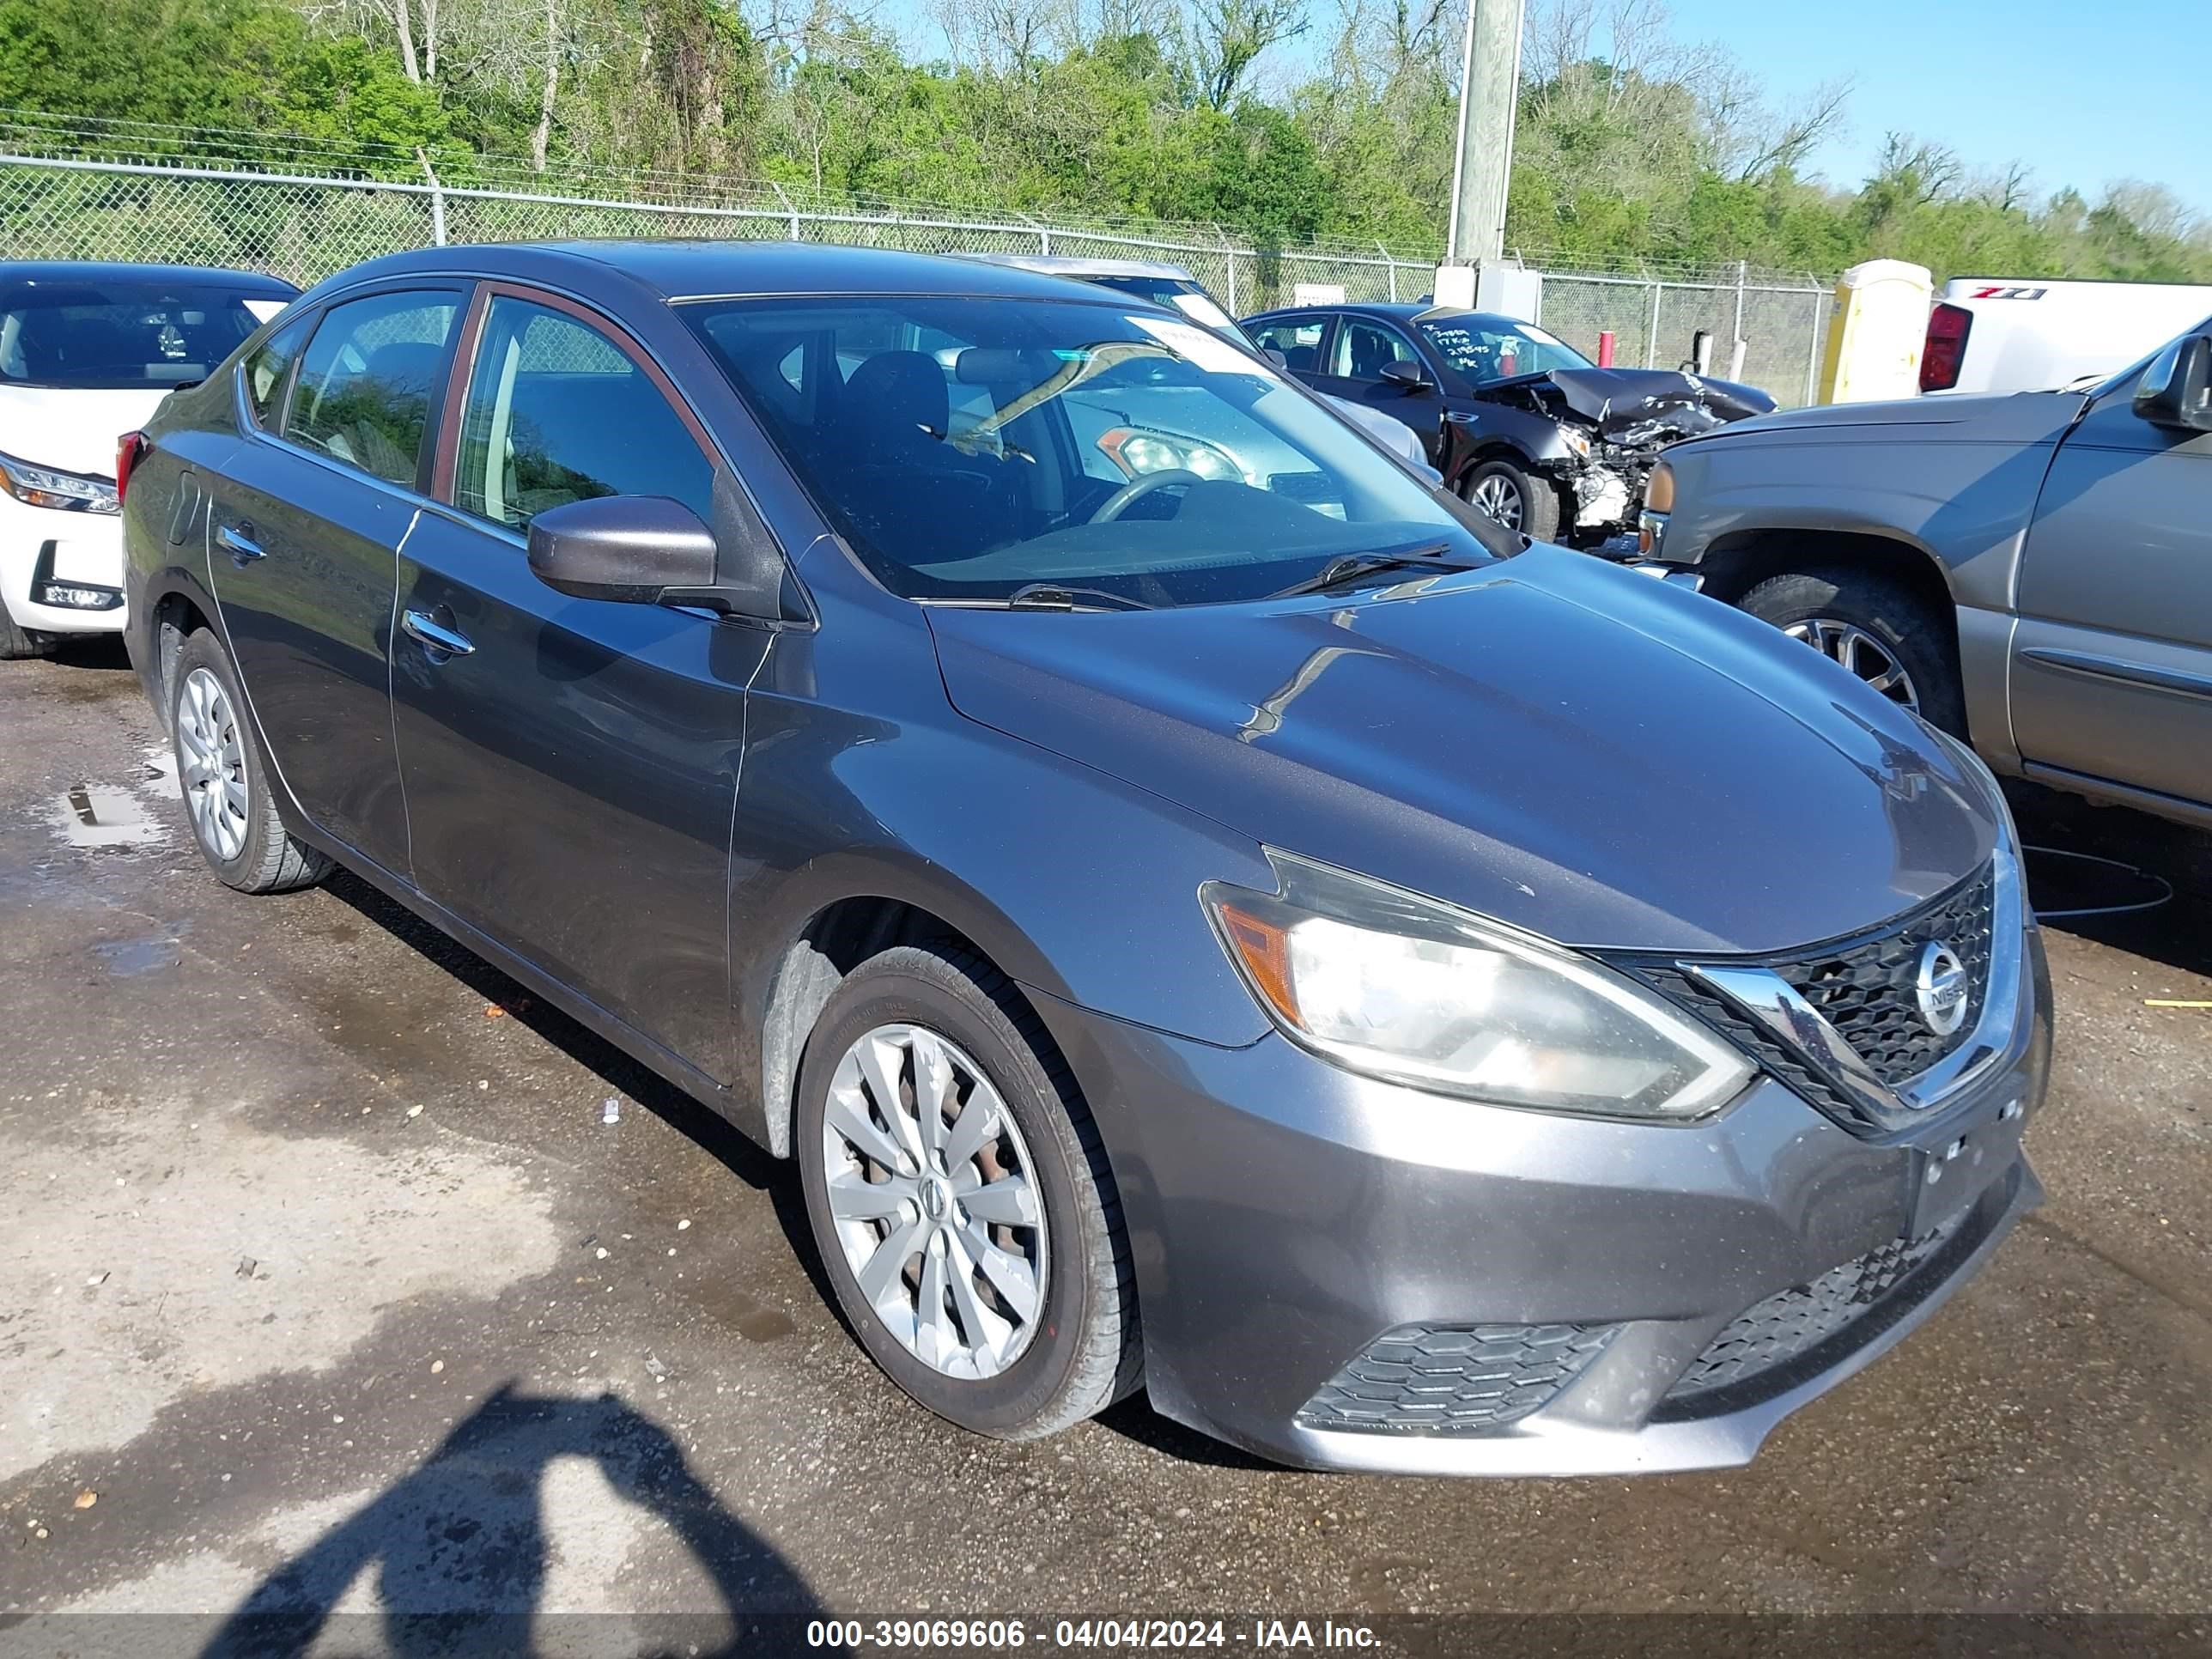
left=1246, top=300, right=1531, bottom=330
left=955, top=252, right=1198, bottom=283
left=0, top=261, right=300, bottom=295
left=294, top=240, right=1134, bottom=308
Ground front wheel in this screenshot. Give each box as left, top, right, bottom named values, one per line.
left=0, top=605, right=54, bottom=660
left=796, top=944, right=1139, bottom=1439
left=1462, top=458, right=1561, bottom=543
left=1736, top=566, right=1967, bottom=735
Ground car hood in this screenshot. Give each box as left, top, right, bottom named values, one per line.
left=0, top=385, right=173, bottom=477
left=927, top=545, right=1997, bottom=955
left=1711, top=388, right=2088, bottom=442
left=1470, top=367, right=1776, bottom=447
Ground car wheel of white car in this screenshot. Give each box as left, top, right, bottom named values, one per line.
left=1463, top=458, right=1560, bottom=543
left=167, top=631, right=333, bottom=894
left=0, top=606, right=55, bottom=660
left=1739, top=567, right=1968, bottom=736
left=796, top=943, right=1141, bottom=1439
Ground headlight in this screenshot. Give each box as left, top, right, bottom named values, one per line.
left=0, top=450, right=119, bottom=514
left=1097, top=425, right=1244, bottom=483
left=1203, top=850, right=1754, bottom=1120
left=1557, top=427, right=1592, bottom=460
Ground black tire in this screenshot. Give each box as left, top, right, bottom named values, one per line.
left=168, top=630, right=332, bottom=894
left=796, top=943, right=1139, bottom=1440
left=1462, top=457, right=1562, bottom=543
left=1736, top=565, right=1968, bottom=736
left=0, top=605, right=55, bottom=660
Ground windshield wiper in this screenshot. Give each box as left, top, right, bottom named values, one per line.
left=1266, top=544, right=1477, bottom=599
left=1005, top=582, right=1156, bottom=611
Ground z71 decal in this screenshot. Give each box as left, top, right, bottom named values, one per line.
left=1966, top=285, right=2049, bottom=300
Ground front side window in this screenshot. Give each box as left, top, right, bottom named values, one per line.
left=0, top=277, right=280, bottom=391
left=454, top=297, right=713, bottom=531
left=1416, top=317, right=1592, bottom=386
left=686, top=295, right=1501, bottom=609
left=243, top=316, right=311, bottom=430
left=284, top=291, right=459, bottom=487
left=1331, top=320, right=1423, bottom=381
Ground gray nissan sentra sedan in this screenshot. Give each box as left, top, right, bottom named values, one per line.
left=118, top=242, right=2051, bottom=1475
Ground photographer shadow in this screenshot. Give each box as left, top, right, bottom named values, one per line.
left=201, top=1384, right=839, bottom=1658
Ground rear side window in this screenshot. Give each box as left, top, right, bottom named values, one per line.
left=284, top=291, right=459, bottom=487
left=1251, top=316, right=1326, bottom=372
left=453, top=296, right=713, bottom=531
left=242, top=316, right=311, bottom=430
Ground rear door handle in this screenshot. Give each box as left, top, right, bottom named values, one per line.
left=401, top=608, right=475, bottom=658
left=216, top=523, right=264, bottom=564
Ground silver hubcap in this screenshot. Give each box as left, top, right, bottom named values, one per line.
left=176, top=666, right=249, bottom=860
left=819, top=1024, right=1046, bottom=1380
left=1468, top=471, right=1522, bottom=529
left=1783, top=617, right=1919, bottom=710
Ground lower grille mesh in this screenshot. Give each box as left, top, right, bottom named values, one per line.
left=1297, top=1322, right=1615, bottom=1436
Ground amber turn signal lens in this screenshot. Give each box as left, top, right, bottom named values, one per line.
left=1214, top=900, right=1300, bottom=1025
left=1643, top=461, right=1674, bottom=514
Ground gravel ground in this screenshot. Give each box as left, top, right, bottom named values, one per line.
left=2, top=640, right=2207, bottom=1650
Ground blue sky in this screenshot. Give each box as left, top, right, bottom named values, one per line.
left=1660, top=0, right=2209, bottom=213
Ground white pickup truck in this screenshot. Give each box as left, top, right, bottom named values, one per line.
left=1922, top=276, right=2212, bottom=394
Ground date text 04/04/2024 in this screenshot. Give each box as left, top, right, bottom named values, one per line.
left=804, top=1619, right=1382, bottom=1650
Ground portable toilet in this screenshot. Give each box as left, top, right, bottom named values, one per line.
left=1817, top=259, right=1933, bottom=404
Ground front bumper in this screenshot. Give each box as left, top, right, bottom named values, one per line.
left=1030, top=927, right=2051, bottom=1477
left=0, top=497, right=126, bottom=635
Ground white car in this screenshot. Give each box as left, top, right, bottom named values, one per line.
left=953, top=252, right=1442, bottom=480
left=1, top=263, right=296, bottom=658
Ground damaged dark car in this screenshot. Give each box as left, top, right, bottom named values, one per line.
left=1245, top=301, right=1775, bottom=545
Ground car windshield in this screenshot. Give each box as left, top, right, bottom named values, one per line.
left=0, top=278, right=283, bottom=391
left=686, top=295, right=1504, bottom=608
left=1073, top=276, right=1260, bottom=351
left=1417, top=317, right=1593, bottom=386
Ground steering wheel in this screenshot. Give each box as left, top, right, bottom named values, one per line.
left=1089, top=468, right=1206, bottom=525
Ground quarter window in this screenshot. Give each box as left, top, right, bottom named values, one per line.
left=242, top=316, right=311, bottom=430
left=1331, top=320, right=1421, bottom=382
left=454, top=297, right=713, bottom=531
left=284, top=292, right=459, bottom=486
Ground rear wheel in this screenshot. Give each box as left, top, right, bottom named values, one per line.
left=796, top=944, right=1139, bottom=1439
left=1462, top=458, right=1561, bottom=543
left=1736, top=566, right=1967, bottom=735
left=168, top=630, right=331, bottom=893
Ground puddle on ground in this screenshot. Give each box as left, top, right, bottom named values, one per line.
left=94, top=923, right=191, bottom=975
left=50, top=784, right=168, bottom=850
left=687, top=1275, right=797, bottom=1342
left=44, top=749, right=181, bottom=854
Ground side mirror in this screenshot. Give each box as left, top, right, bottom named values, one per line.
left=1379, top=359, right=1431, bottom=391
left=2133, top=334, right=2212, bottom=432
left=527, top=495, right=718, bottom=605
left=1264, top=347, right=1289, bottom=368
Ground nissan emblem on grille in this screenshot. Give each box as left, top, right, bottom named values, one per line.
left=1916, top=940, right=1970, bottom=1036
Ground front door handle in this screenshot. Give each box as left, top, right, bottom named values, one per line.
left=401, top=608, right=475, bottom=658
left=216, top=523, right=264, bottom=565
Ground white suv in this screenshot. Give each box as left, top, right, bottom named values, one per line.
left=1, top=263, right=295, bottom=658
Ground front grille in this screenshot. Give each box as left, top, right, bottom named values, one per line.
left=1615, top=862, right=1998, bottom=1134
left=1657, top=1165, right=2013, bottom=1419
left=1296, top=1322, right=1615, bottom=1436
left=1769, top=866, right=1995, bottom=1086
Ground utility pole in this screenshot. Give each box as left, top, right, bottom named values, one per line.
left=1444, top=0, right=1528, bottom=265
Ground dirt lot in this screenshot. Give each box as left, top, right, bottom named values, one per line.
left=3, top=641, right=2209, bottom=1650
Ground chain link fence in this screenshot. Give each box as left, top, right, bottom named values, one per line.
left=0, top=151, right=1832, bottom=405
